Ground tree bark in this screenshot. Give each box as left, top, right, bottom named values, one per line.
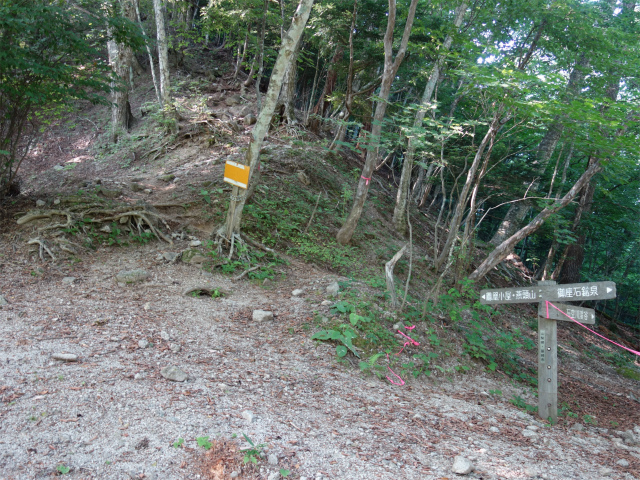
left=556, top=156, right=597, bottom=283
left=109, top=0, right=136, bottom=143
left=153, top=0, right=170, bottom=107
left=275, top=37, right=301, bottom=124
left=256, top=0, right=268, bottom=111
left=307, top=45, right=343, bottom=132
left=219, top=0, right=315, bottom=240
left=134, top=0, right=160, bottom=104
left=469, top=159, right=603, bottom=281
left=336, top=0, right=419, bottom=245
left=393, top=3, right=467, bottom=234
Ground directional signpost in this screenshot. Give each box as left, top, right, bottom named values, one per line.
left=480, top=280, right=616, bottom=422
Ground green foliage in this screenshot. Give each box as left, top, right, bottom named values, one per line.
left=56, top=465, right=70, bottom=475
left=240, top=433, right=266, bottom=465
left=196, top=436, right=212, bottom=450
left=617, top=366, right=640, bottom=381
left=206, top=242, right=278, bottom=281
left=401, top=352, right=439, bottom=378
left=312, top=327, right=359, bottom=358
left=172, top=438, right=184, bottom=448
left=0, top=0, right=143, bottom=195
left=510, top=395, right=538, bottom=414
left=359, top=353, right=385, bottom=377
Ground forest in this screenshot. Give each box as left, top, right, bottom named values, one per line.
left=1, top=0, right=639, bottom=328
left=1, top=1, right=640, bottom=477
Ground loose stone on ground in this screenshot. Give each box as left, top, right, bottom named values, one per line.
left=160, top=366, right=188, bottom=382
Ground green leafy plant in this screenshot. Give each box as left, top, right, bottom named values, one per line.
left=240, top=433, right=266, bottom=465
left=359, top=353, right=385, bottom=377
left=172, top=438, right=184, bottom=448
left=280, top=469, right=291, bottom=477
left=583, top=414, right=596, bottom=425
left=56, top=465, right=70, bottom=475
left=312, top=327, right=359, bottom=358
left=196, top=436, right=212, bottom=450
left=510, top=395, right=537, bottom=414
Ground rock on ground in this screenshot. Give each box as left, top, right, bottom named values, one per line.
left=253, top=310, right=274, bottom=322
left=51, top=353, right=78, bottom=362
left=160, top=366, right=188, bottom=382
left=326, top=281, right=340, bottom=296
left=115, top=269, right=149, bottom=284
left=451, top=456, right=474, bottom=475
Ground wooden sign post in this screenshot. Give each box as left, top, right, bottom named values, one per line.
left=480, top=280, right=616, bottom=423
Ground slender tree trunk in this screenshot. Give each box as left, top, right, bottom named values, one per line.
left=393, top=3, right=467, bottom=233
left=434, top=109, right=507, bottom=270
left=109, top=0, right=136, bottom=143
left=153, top=0, right=170, bottom=107
left=256, top=0, right=268, bottom=111
left=469, top=160, right=603, bottom=281
left=305, top=54, right=321, bottom=124
left=276, top=38, right=301, bottom=124
left=134, top=0, right=160, bottom=104
left=329, top=0, right=358, bottom=151
left=234, top=25, right=250, bottom=81
left=219, top=0, right=315, bottom=240
left=307, top=45, right=343, bottom=132
left=336, top=0, right=419, bottom=245
left=556, top=157, right=597, bottom=283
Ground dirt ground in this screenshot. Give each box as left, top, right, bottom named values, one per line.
left=1, top=76, right=639, bottom=480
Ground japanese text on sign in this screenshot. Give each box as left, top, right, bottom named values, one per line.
left=488, top=289, right=537, bottom=301
left=556, top=286, right=598, bottom=298
left=566, top=308, right=590, bottom=322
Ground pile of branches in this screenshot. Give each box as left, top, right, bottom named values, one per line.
left=16, top=202, right=172, bottom=261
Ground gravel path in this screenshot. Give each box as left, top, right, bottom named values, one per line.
left=0, top=242, right=639, bottom=480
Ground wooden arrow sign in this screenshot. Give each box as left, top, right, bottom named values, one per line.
left=538, top=301, right=596, bottom=325
left=479, top=281, right=616, bottom=305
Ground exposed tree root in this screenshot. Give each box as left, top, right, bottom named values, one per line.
left=16, top=203, right=174, bottom=262
left=27, top=238, right=57, bottom=262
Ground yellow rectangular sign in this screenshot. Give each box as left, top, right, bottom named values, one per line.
left=223, top=160, right=250, bottom=189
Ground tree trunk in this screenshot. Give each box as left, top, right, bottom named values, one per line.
left=434, top=109, right=506, bottom=270
left=469, top=159, right=603, bottom=281
left=219, top=0, right=315, bottom=240
left=393, top=3, right=467, bottom=234
left=255, top=0, right=268, bottom=111
left=109, top=0, right=136, bottom=143
left=336, top=0, right=419, bottom=245
left=307, top=45, right=343, bottom=132
left=134, top=0, right=160, bottom=104
left=305, top=54, right=321, bottom=124
left=234, top=25, right=250, bottom=81
left=153, top=0, right=170, bottom=107
left=556, top=157, right=597, bottom=283
left=275, top=37, right=301, bottom=124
